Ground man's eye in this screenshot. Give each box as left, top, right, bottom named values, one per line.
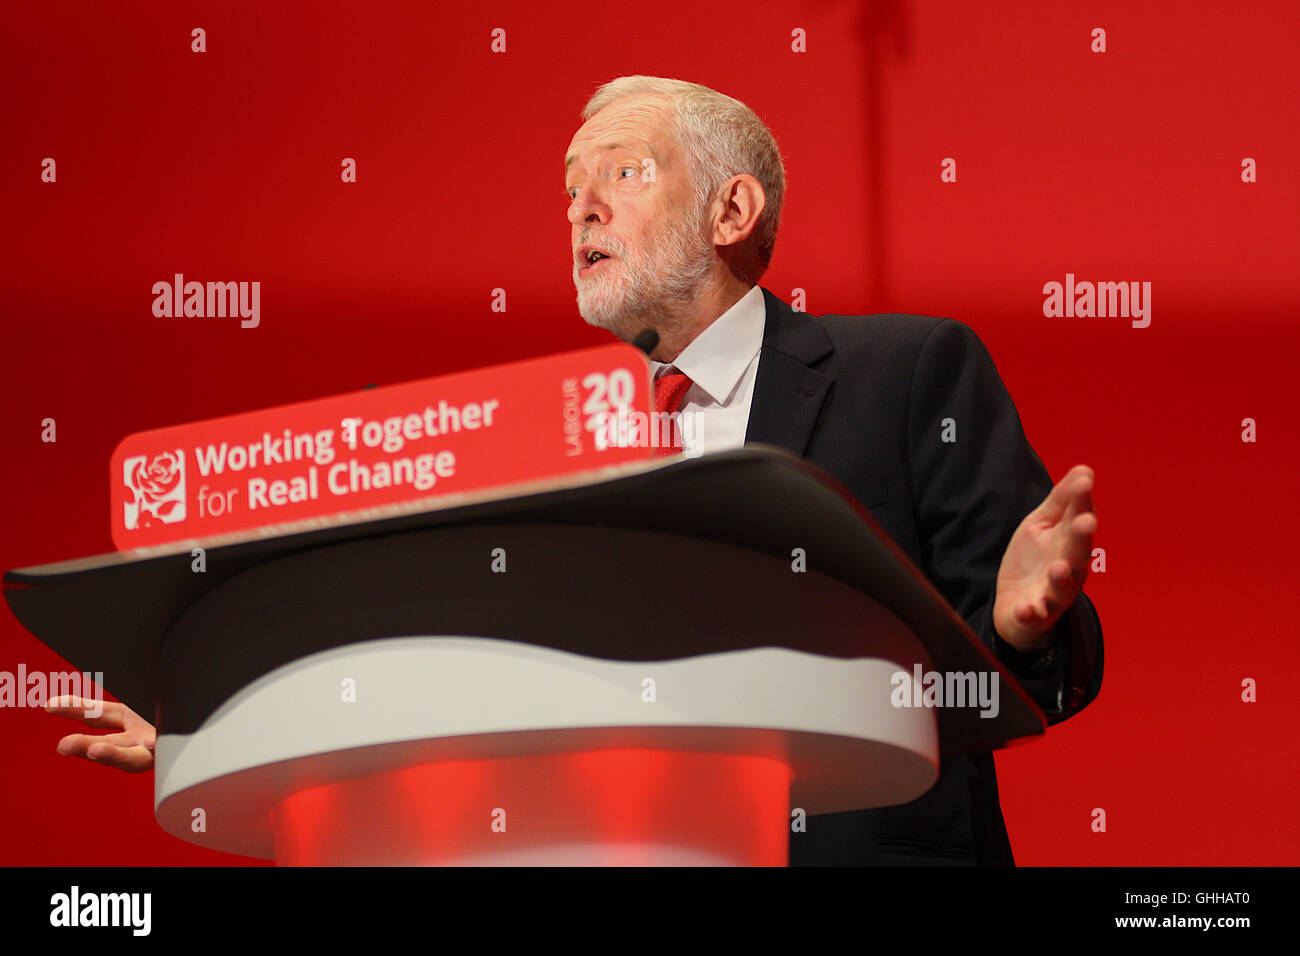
left=619, top=166, right=638, bottom=179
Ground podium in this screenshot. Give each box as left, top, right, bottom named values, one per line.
left=4, top=446, right=1045, bottom=865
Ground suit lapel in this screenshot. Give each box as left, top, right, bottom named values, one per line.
left=744, top=287, right=834, bottom=456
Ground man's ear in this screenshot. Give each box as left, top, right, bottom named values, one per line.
left=712, top=174, right=766, bottom=248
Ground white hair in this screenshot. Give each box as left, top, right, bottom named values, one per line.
left=581, top=76, right=786, bottom=284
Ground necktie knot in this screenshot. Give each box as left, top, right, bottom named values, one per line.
left=654, top=370, right=693, bottom=417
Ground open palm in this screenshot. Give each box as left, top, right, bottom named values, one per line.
left=993, top=465, right=1098, bottom=651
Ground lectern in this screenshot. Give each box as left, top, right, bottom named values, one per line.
left=4, top=447, right=1045, bottom=865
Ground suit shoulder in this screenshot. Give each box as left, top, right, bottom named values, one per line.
left=810, top=310, right=979, bottom=356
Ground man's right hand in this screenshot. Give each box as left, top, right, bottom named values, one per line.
left=45, top=696, right=156, bottom=773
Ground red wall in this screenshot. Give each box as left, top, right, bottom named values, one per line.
left=1, top=0, right=1296, bottom=865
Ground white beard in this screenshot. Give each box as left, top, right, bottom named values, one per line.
left=574, top=204, right=715, bottom=341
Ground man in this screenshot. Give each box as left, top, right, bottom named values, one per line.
left=566, top=75, right=1102, bottom=865
left=51, top=74, right=1102, bottom=866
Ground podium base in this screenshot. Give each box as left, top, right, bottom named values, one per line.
left=156, top=635, right=942, bottom=862
left=272, top=750, right=792, bottom=866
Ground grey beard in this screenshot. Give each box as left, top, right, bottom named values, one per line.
left=576, top=211, right=714, bottom=341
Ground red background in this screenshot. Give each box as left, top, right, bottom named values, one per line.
left=1, top=1, right=1296, bottom=865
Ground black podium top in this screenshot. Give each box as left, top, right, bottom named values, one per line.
left=3, top=446, right=1044, bottom=754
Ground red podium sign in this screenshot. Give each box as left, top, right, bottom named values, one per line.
left=111, top=343, right=653, bottom=551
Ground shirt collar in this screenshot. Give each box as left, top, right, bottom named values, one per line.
left=649, top=284, right=766, bottom=404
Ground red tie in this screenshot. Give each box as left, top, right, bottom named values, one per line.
left=653, top=370, right=693, bottom=457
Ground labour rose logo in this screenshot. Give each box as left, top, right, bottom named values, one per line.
left=123, top=450, right=187, bottom=529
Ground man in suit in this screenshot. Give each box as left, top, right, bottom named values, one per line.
left=566, top=75, right=1103, bottom=865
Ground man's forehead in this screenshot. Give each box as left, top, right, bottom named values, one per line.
left=564, top=96, right=674, bottom=169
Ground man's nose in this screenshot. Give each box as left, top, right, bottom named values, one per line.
left=567, top=183, right=610, bottom=226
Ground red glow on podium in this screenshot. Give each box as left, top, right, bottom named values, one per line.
left=273, top=749, right=793, bottom=866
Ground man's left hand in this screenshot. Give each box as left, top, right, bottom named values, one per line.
left=993, top=464, right=1098, bottom=651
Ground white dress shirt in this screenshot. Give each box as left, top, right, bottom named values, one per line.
left=648, top=284, right=766, bottom=456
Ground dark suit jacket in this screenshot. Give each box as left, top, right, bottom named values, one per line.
left=743, top=287, right=1104, bottom=866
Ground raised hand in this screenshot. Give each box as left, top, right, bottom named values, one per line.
left=993, top=464, right=1098, bottom=651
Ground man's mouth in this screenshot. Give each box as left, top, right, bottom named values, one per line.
left=577, top=246, right=616, bottom=277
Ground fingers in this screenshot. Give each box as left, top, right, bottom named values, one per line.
left=85, top=742, right=154, bottom=773
left=1010, top=550, right=1093, bottom=645
left=1036, top=464, right=1095, bottom=523
left=1054, top=549, right=1088, bottom=592
left=1016, top=592, right=1052, bottom=625
left=47, top=697, right=157, bottom=774
left=1017, top=562, right=1073, bottom=626
left=1066, top=466, right=1095, bottom=521
left=1046, top=509, right=1096, bottom=598
left=1043, top=551, right=1089, bottom=611
left=1047, top=485, right=1097, bottom=589
left=1048, top=559, right=1074, bottom=590
left=45, top=696, right=128, bottom=729
left=56, top=733, right=155, bottom=773
left=1009, top=596, right=1058, bottom=650
left=58, top=730, right=150, bottom=753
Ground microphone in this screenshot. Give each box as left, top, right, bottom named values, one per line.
left=631, top=328, right=659, bottom=356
